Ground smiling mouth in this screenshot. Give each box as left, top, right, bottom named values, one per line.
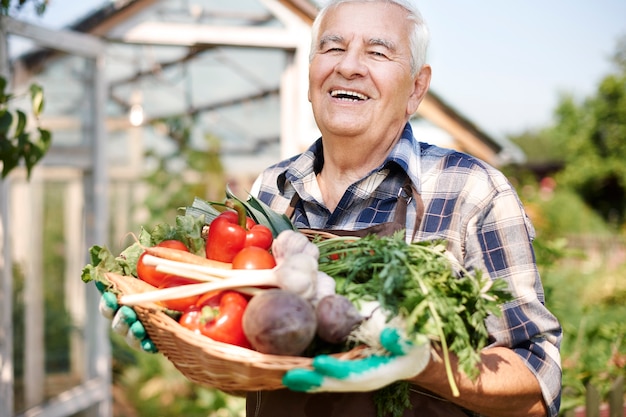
left=330, top=89, right=369, bottom=101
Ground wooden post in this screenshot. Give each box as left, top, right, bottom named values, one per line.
left=608, top=376, right=624, bottom=417
left=585, top=382, right=600, bottom=417
left=12, top=176, right=46, bottom=408
left=64, top=178, right=86, bottom=379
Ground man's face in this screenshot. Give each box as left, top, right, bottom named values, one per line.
left=309, top=2, right=423, bottom=142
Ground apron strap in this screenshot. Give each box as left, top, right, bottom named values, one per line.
left=395, top=179, right=424, bottom=241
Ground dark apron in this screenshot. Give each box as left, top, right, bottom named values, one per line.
left=246, top=181, right=473, bottom=417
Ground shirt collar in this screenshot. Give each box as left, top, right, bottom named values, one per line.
left=278, top=122, right=422, bottom=194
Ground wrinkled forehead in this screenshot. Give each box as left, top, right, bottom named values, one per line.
left=316, top=2, right=412, bottom=44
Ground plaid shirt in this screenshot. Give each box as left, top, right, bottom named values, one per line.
left=255, top=123, right=562, bottom=417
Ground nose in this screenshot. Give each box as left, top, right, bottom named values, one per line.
left=335, top=48, right=367, bottom=79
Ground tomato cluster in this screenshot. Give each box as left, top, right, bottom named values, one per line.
left=205, top=210, right=275, bottom=268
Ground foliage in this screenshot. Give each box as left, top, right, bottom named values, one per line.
left=0, top=0, right=47, bottom=16
left=506, top=36, right=626, bottom=408
left=545, top=262, right=626, bottom=412
left=138, top=116, right=226, bottom=229
left=509, top=36, right=626, bottom=228
left=521, top=184, right=612, bottom=240
left=549, top=42, right=626, bottom=227
left=111, top=335, right=245, bottom=417
left=0, top=2, right=52, bottom=178
left=0, top=77, right=52, bottom=179
left=510, top=170, right=626, bottom=414
left=507, top=128, right=565, bottom=166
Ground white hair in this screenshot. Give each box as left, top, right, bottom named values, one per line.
left=310, top=0, right=430, bottom=76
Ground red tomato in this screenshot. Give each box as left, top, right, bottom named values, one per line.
left=158, top=239, right=189, bottom=251
left=157, top=275, right=200, bottom=311
left=232, top=246, right=276, bottom=270
left=136, top=240, right=189, bottom=287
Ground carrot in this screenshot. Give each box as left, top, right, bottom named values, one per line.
left=141, top=254, right=244, bottom=281
left=143, top=245, right=232, bottom=270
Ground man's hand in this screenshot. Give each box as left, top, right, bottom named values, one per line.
left=99, top=289, right=158, bottom=353
left=283, top=327, right=430, bottom=392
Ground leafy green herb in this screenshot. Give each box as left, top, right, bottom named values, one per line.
left=315, top=231, right=512, bottom=405
left=373, top=381, right=412, bottom=417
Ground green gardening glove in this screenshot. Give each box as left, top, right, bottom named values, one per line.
left=283, top=327, right=430, bottom=393
left=98, top=284, right=158, bottom=353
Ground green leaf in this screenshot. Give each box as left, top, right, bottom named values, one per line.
left=14, top=109, right=27, bottom=137
left=29, top=84, right=44, bottom=116
left=173, top=213, right=206, bottom=255
left=81, top=245, right=125, bottom=287
left=184, top=196, right=222, bottom=224
left=1, top=151, right=19, bottom=178
left=0, top=110, right=13, bottom=134
left=37, top=128, right=52, bottom=149
left=225, top=185, right=295, bottom=236
left=184, top=190, right=296, bottom=237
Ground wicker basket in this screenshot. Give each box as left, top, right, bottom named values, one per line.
left=105, top=272, right=365, bottom=392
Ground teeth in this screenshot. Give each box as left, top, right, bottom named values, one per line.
left=330, top=90, right=368, bottom=101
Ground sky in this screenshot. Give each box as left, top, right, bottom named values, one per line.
left=10, top=0, right=626, bottom=141
left=417, top=1, right=626, bottom=139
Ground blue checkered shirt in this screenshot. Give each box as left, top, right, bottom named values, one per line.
left=254, top=123, right=562, bottom=417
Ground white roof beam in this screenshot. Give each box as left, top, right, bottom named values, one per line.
left=258, top=0, right=312, bottom=31
left=0, top=16, right=105, bottom=57
left=117, top=21, right=299, bottom=49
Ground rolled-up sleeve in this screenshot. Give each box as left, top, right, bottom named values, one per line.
left=468, top=183, right=563, bottom=417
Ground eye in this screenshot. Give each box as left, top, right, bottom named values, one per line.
left=369, top=50, right=389, bottom=59
left=323, top=47, right=345, bottom=53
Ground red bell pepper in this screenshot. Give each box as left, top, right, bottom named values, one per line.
left=179, top=290, right=252, bottom=349
left=205, top=200, right=273, bottom=263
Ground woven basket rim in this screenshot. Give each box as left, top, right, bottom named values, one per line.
left=104, top=272, right=364, bottom=391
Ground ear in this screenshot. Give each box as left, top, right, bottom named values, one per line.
left=406, top=64, right=432, bottom=115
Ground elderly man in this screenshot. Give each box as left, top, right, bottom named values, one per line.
left=248, top=0, right=562, bottom=416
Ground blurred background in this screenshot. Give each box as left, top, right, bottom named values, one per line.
left=1, top=0, right=625, bottom=416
